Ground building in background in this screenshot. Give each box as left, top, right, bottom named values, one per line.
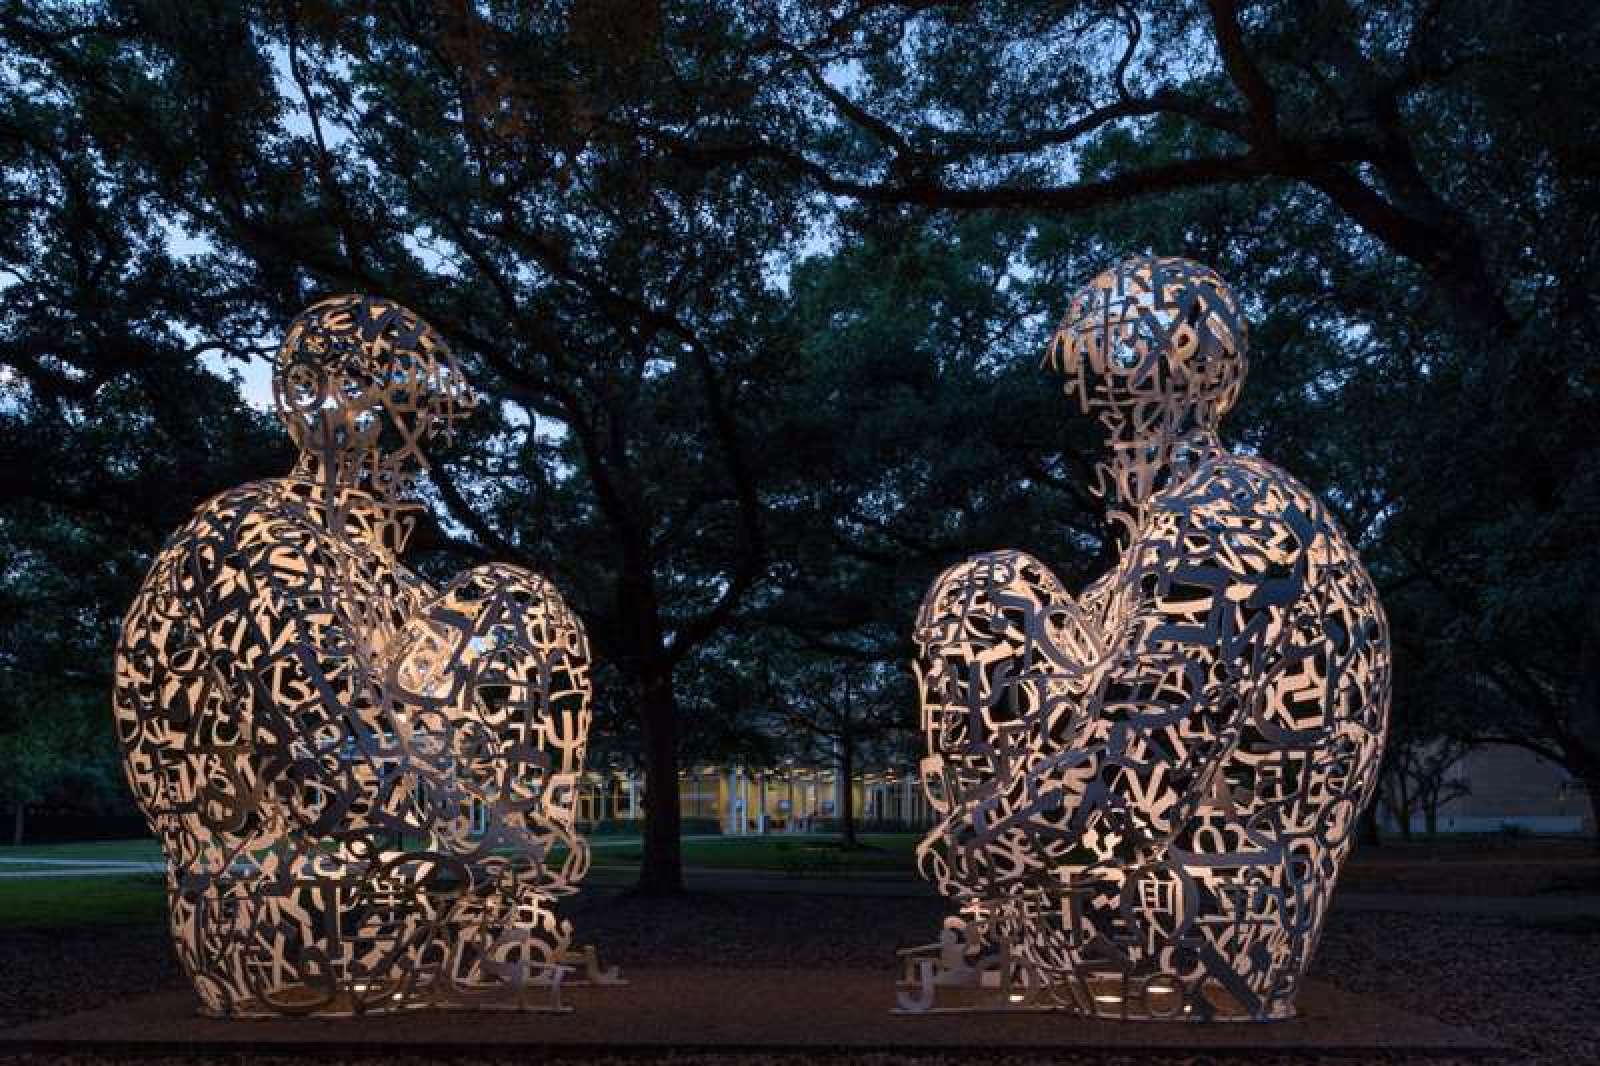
left=575, top=746, right=1597, bottom=839
left=573, top=762, right=938, bottom=834
left=1378, top=743, right=1595, bottom=836
left=573, top=747, right=1596, bottom=839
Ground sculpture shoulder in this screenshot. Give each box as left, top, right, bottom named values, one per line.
left=1144, top=452, right=1331, bottom=574
left=154, top=479, right=318, bottom=557
left=135, top=479, right=422, bottom=617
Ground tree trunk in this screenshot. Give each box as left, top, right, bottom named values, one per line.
left=1580, top=775, right=1600, bottom=853
left=634, top=669, right=683, bottom=894
left=1390, top=776, right=1414, bottom=842
left=1567, top=605, right=1600, bottom=851
left=11, top=804, right=22, bottom=846
left=1357, top=802, right=1380, bottom=849
left=838, top=728, right=857, bottom=849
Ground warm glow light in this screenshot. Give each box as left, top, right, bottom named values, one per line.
left=114, top=297, right=606, bottom=1017
left=898, top=257, right=1390, bottom=1022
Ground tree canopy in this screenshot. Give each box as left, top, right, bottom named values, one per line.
left=1, top=0, right=1595, bottom=879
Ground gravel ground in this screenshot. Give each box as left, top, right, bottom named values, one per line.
left=1, top=886, right=1596, bottom=1064
left=1340, top=857, right=1600, bottom=897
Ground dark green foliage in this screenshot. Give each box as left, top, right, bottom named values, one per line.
left=0, top=0, right=1595, bottom=881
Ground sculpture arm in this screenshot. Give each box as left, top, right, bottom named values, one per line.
left=912, top=464, right=1314, bottom=898
left=1060, top=466, right=1313, bottom=858
left=912, top=549, right=1104, bottom=897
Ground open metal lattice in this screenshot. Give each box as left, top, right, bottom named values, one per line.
left=901, top=257, right=1390, bottom=1021
left=114, top=295, right=616, bottom=1017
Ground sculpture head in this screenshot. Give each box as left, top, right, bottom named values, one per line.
left=1045, top=256, right=1247, bottom=442
left=274, top=294, right=477, bottom=501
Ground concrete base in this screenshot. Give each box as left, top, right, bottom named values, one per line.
left=0, top=968, right=1502, bottom=1056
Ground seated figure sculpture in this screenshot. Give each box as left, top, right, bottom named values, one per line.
left=899, top=257, right=1390, bottom=1021
left=113, top=295, right=614, bottom=1016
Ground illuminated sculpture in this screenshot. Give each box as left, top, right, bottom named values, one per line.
left=898, top=257, right=1390, bottom=1021
left=113, top=295, right=614, bottom=1016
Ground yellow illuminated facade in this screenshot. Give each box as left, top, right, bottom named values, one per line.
left=571, top=764, right=938, bottom=834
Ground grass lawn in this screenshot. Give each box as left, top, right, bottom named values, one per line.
left=0, top=875, right=166, bottom=927
left=589, top=833, right=922, bottom=874
left=0, top=839, right=163, bottom=863
left=2, top=833, right=926, bottom=874
left=0, top=833, right=922, bottom=930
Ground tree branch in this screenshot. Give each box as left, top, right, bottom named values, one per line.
left=426, top=458, right=534, bottom=566
left=770, top=38, right=913, bottom=159
left=1204, top=0, right=1279, bottom=138
left=281, top=0, right=363, bottom=275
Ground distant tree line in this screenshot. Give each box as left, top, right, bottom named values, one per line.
left=1, top=1, right=1594, bottom=872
